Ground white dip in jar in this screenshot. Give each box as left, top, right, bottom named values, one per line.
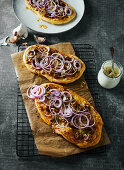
left=97, top=60, right=123, bottom=89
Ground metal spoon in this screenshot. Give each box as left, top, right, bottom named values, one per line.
left=110, top=47, right=114, bottom=72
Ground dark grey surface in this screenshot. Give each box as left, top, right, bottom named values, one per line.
left=0, top=0, right=124, bottom=170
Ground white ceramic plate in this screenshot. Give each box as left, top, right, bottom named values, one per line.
left=13, top=0, right=85, bottom=34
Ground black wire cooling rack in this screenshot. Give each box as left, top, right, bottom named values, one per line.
left=17, top=44, right=106, bottom=157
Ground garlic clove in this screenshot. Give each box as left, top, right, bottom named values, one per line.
left=8, top=36, right=19, bottom=43
left=20, top=24, right=28, bottom=39
left=13, top=24, right=28, bottom=39
left=34, top=35, right=46, bottom=43
left=21, top=32, right=28, bottom=39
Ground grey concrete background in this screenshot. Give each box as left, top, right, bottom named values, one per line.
left=0, top=0, right=124, bottom=169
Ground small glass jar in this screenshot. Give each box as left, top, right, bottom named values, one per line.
left=97, top=60, right=123, bottom=89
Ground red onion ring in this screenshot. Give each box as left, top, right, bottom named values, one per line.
left=64, top=6, right=72, bottom=15
left=27, top=85, right=46, bottom=99
left=26, top=49, right=36, bottom=58
left=46, top=1, right=57, bottom=12
left=87, top=118, right=95, bottom=128
left=50, top=89, right=61, bottom=97
left=61, top=105, right=73, bottom=118
left=50, top=58, right=64, bottom=72
left=79, top=111, right=92, bottom=120
left=71, top=114, right=89, bottom=129
left=64, top=61, right=72, bottom=72
left=27, top=85, right=38, bottom=99
left=79, top=114, right=89, bottom=127
left=42, top=46, right=50, bottom=56
left=54, top=60, right=64, bottom=72
left=73, top=60, right=82, bottom=70
left=40, top=57, right=51, bottom=69
left=53, top=97, right=62, bottom=108
left=31, top=58, right=41, bottom=70
left=51, top=53, right=64, bottom=60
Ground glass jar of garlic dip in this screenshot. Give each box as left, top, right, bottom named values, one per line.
left=97, top=60, right=123, bottom=89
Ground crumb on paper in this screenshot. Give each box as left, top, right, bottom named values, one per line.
left=81, top=81, right=87, bottom=88
left=82, top=81, right=86, bottom=85
left=37, top=18, right=40, bottom=21
left=26, top=7, right=29, bottom=10
left=39, top=24, right=47, bottom=29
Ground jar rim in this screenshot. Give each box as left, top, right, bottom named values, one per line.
left=101, top=60, right=123, bottom=79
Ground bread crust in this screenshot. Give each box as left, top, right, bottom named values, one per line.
left=23, top=44, right=86, bottom=84
left=35, top=83, right=103, bottom=148
left=25, top=0, right=76, bottom=25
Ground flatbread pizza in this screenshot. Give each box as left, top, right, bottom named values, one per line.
left=23, top=44, right=85, bottom=84
left=25, top=0, right=76, bottom=25
left=27, top=83, right=103, bottom=148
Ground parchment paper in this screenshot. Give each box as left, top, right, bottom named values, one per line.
left=11, top=42, right=110, bottom=157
